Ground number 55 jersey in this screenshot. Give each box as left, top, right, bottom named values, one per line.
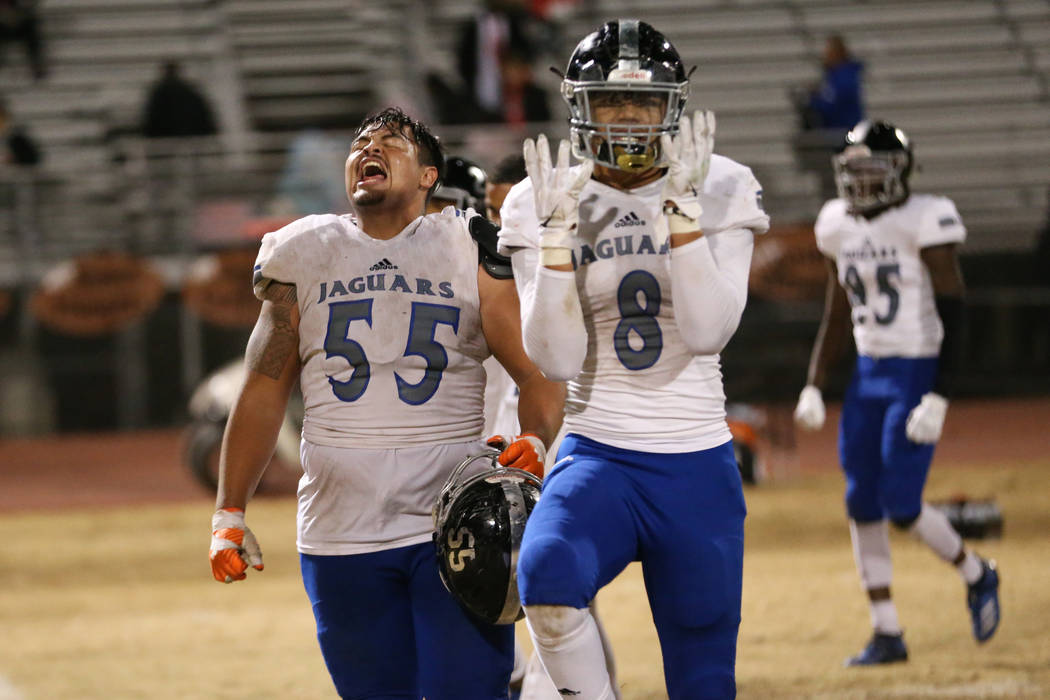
left=815, top=194, right=966, bottom=358
left=253, top=209, right=489, bottom=449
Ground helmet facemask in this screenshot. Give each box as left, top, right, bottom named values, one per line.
left=563, top=81, right=688, bottom=171
left=833, top=146, right=910, bottom=214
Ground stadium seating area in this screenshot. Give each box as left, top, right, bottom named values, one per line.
left=2, top=0, right=1048, bottom=257
left=1, top=0, right=1048, bottom=430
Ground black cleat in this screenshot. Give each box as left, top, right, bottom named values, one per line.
left=845, top=632, right=908, bottom=667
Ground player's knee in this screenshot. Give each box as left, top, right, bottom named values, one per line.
left=890, top=511, right=920, bottom=530
left=517, top=533, right=591, bottom=606
left=523, top=604, right=589, bottom=648
left=845, top=489, right=882, bottom=523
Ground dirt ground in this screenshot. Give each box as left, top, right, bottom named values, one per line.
left=0, top=397, right=1047, bottom=699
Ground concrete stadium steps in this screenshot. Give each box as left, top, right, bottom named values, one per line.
left=221, top=0, right=396, bottom=130
left=581, top=7, right=798, bottom=37
left=797, top=0, right=1000, bottom=31
left=867, top=48, right=1029, bottom=81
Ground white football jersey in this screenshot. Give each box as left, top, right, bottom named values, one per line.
left=253, top=208, right=489, bottom=449
left=482, top=356, right=520, bottom=438
left=499, top=154, right=768, bottom=452
left=815, top=194, right=966, bottom=358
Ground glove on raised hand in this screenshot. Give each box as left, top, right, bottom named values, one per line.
left=793, top=385, right=827, bottom=431
left=210, top=507, right=264, bottom=583
left=523, top=134, right=594, bottom=266
left=486, top=433, right=547, bottom=479
left=906, top=392, right=948, bottom=444
left=659, top=110, right=715, bottom=235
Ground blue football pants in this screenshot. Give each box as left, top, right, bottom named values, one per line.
left=301, top=541, right=513, bottom=700
left=517, top=434, right=746, bottom=699
left=840, top=355, right=939, bottom=523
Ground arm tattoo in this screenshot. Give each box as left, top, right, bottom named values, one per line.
left=260, top=281, right=298, bottom=305
left=246, top=282, right=298, bottom=379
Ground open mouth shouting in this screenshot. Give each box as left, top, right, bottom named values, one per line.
left=358, top=158, right=388, bottom=186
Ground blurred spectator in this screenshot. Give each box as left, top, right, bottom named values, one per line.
left=455, top=0, right=540, bottom=122
left=0, top=0, right=46, bottom=81
left=0, top=96, right=40, bottom=166
left=807, top=35, right=865, bottom=131
left=141, top=61, right=218, bottom=138
left=500, top=46, right=550, bottom=126
left=791, top=35, right=866, bottom=202
left=269, top=130, right=349, bottom=216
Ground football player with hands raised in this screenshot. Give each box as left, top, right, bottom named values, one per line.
left=499, top=19, right=768, bottom=699
left=795, top=120, right=1000, bottom=666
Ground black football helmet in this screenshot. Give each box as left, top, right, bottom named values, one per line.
left=562, top=19, right=690, bottom=171
left=432, top=155, right=487, bottom=212
left=833, top=120, right=913, bottom=214
left=433, top=449, right=542, bottom=625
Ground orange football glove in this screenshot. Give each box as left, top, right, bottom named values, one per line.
left=487, top=433, right=546, bottom=479
left=210, top=507, right=264, bottom=583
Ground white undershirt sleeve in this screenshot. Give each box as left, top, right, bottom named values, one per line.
left=511, top=248, right=587, bottom=382
left=669, top=228, right=754, bottom=355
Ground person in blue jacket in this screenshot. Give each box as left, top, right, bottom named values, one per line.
left=809, top=34, right=865, bottom=130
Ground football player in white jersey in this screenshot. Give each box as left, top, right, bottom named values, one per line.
left=498, top=20, right=769, bottom=699
left=483, top=154, right=623, bottom=700
left=794, top=120, right=1001, bottom=665
left=207, top=107, right=565, bottom=699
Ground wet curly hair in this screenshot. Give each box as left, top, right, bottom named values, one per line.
left=354, top=107, right=446, bottom=201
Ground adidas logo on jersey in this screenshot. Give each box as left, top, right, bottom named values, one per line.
left=369, top=258, right=398, bottom=271
left=614, top=211, right=645, bottom=228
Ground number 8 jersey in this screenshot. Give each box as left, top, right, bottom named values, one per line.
left=815, top=194, right=966, bottom=358
left=499, top=154, right=768, bottom=453
left=252, top=209, right=489, bottom=449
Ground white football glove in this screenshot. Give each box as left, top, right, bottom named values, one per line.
left=659, top=110, right=715, bottom=235
left=794, top=385, right=826, bottom=431
left=905, top=392, right=948, bottom=444
left=523, top=134, right=594, bottom=266
left=209, top=507, right=264, bottom=583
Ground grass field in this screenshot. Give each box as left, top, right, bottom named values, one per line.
left=1, top=459, right=1048, bottom=699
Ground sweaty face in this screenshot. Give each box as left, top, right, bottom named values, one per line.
left=345, top=126, right=429, bottom=208
left=586, top=90, right=669, bottom=173
left=589, top=90, right=667, bottom=127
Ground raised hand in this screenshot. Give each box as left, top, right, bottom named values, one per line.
left=659, top=110, right=715, bottom=235
left=523, top=134, right=594, bottom=266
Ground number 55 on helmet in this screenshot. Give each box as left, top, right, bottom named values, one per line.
left=432, top=450, right=542, bottom=625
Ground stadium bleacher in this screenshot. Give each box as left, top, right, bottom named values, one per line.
left=1, top=0, right=1048, bottom=429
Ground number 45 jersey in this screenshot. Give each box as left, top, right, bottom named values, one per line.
left=253, top=209, right=489, bottom=449
left=815, top=194, right=966, bottom=359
